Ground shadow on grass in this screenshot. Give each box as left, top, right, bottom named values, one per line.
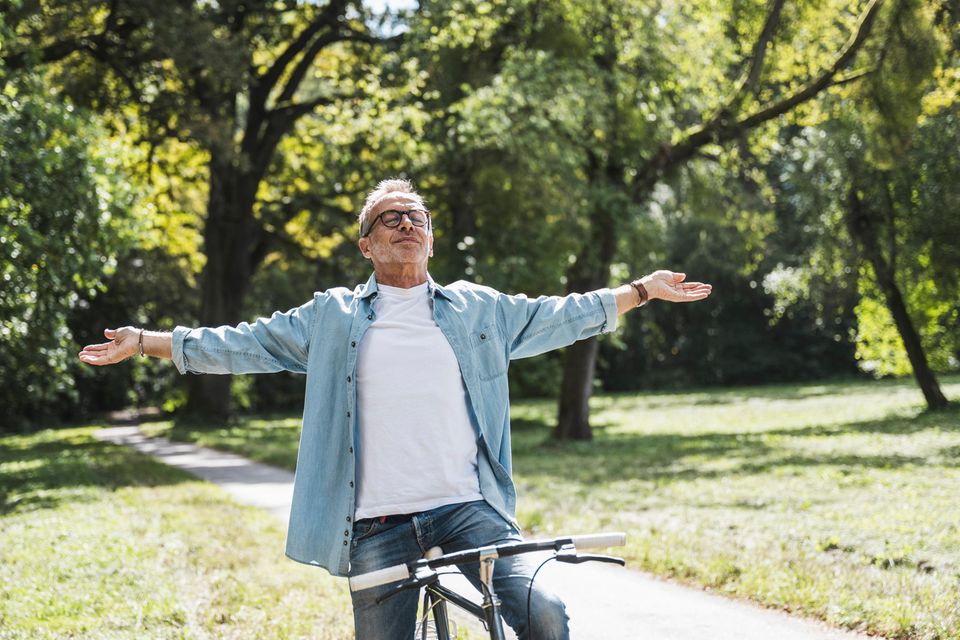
left=512, top=404, right=960, bottom=486
left=600, top=375, right=960, bottom=411
left=0, top=427, right=193, bottom=516
left=761, top=404, right=960, bottom=438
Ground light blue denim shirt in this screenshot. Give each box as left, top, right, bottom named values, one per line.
left=171, top=273, right=619, bottom=576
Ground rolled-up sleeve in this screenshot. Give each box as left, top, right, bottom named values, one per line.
left=497, top=288, right=619, bottom=360
left=171, top=296, right=317, bottom=375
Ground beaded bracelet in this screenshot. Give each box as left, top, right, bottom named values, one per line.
left=138, top=329, right=145, bottom=357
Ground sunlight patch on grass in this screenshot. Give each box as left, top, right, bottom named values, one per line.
left=0, top=427, right=352, bottom=639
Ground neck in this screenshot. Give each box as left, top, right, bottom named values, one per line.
left=374, top=263, right=429, bottom=289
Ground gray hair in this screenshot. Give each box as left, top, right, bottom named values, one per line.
left=358, top=178, right=427, bottom=236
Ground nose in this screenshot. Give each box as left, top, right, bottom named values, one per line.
left=397, top=212, right=416, bottom=231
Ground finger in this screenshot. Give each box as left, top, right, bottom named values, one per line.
left=664, top=285, right=710, bottom=300
left=673, top=272, right=686, bottom=282
left=80, top=354, right=111, bottom=366
left=104, top=328, right=117, bottom=340
left=80, top=342, right=112, bottom=352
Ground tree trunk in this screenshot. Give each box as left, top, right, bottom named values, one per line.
left=556, top=337, right=601, bottom=440
left=443, top=144, right=478, bottom=279
left=554, top=232, right=611, bottom=441
left=185, top=155, right=260, bottom=418
left=554, top=154, right=621, bottom=440
left=846, top=186, right=949, bottom=410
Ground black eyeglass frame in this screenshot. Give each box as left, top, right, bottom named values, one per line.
left=361, top=209, right=432, bottom=237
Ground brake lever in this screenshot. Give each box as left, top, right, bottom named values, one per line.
left=375, top=571, right=439, bottom=604
left=556, top=551, right=626, bottom=566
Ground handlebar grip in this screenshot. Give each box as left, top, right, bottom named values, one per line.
left=569, top=532, right=627, bottom=549
left=349, top=563, right=410, bottom=592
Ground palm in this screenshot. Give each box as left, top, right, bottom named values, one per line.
left=641, top=270, right=712, bottom=303
left=78, top=328, right=137, bottom=366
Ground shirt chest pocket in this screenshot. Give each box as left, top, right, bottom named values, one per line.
left=472, top=326, right=507, bottom=382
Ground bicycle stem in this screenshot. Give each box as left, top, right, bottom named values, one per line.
left=478, top=554, right=508, bottom=640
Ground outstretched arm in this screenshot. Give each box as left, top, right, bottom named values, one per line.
left=81, top=296, right=315, bottom=374
left=612, top=270, right=712, bottom=315
left=498, top=268, right=712, bottom=360
left=79, top=327, right=172, bottom=366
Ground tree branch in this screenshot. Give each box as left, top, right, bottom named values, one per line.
left=634, top=0, right=885, bottom=195
left=250, top=0, right=348, bottom=113
left=246, top=92, right=352, bottom=188
left=2, top=1, right=139, bottom=71
left=830, top=66, right=876, bottom=87
left=736, top=0, right=884, bottom=129
left=275, top=30, right=345, bottom=105
left=727, top=0, right=787, bottom=112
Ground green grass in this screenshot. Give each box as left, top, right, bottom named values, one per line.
left=142, top=375, right=960, bottom=640
left=0, top=427, right=353, bottom=639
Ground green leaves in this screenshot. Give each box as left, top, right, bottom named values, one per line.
left=0, top=74, right=132, bottom=429
left=858, top=0, right=942, bottom=166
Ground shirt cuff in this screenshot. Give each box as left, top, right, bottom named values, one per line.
left=596, top=288, right=619, bottom=334
left=170, top=326, right=192, bottom=374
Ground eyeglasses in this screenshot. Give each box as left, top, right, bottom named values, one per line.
left=362, top=209, right=431, bottom=237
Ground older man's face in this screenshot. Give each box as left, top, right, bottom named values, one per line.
left=358, top=193, right=433, bottom=268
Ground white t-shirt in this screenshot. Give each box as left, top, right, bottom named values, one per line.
left=354, top=282, right=483, bottom=519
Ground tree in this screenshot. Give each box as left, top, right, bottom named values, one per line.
left=0, top=39, right=132, bottom=430
left=553, top=0, right=898, bottom=439
left=770, top=0, right=956, bottom=410
left=405, top=0, right=891, bottom=438
left=845, top=172, right=949, bottom=409
left=4, top=0, right=399, bottom=417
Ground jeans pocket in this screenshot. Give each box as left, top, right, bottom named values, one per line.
left=352, top=519, right=381, bottom=545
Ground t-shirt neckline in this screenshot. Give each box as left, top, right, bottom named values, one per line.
left=377, top=281, right=429, bottom=298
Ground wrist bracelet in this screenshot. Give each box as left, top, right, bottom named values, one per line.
left=630, top=279, right=649, bottom=307
left=138, top=329, right=145, bottom=357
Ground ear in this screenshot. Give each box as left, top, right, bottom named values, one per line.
left=428, top=233, right=434, bottom=257
left=358, top=237, right=372, bottom=259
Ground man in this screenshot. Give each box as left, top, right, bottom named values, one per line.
left=79, top=178, right=712, bottom=639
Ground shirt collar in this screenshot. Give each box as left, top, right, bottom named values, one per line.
left=357, top=272, right=452, bottom=301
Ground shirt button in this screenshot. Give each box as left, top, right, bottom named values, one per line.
left=349, top=481, right=354, bottom=488
left=346, top=516, right=352, bottom=522
left=343, top=540, right=348, bottom=546
left=344, top=530, right=349, bottom=536
left=367, top=314, right=373, bottom=320
left=349, top=447, right=353, bottom=453
left=347, top=411, right=351, bottom=418
left=347, top=376, right=352, bottom=383
left=480, top=333, right=486, bottom=340
left=351, top=341, right=356, bottom=348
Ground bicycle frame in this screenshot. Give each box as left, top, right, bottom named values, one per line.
left=422, top=551, right=508, bottom=640
left=422, top=573, right=498, bottom=640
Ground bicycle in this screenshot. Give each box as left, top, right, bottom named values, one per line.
left=350, top=531, right=627, bottom=639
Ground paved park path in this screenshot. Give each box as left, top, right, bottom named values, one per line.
left=96, top=425, right=877, bottom=640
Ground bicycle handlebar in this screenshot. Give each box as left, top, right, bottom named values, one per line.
left=349, top=563, right=413, bottom=592
left=349, top=531, right=626, bottom=592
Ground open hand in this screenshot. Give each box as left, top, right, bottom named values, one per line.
left=641, top=270, right=712, bottom=303
left=78, top=327, right=140, bottom=366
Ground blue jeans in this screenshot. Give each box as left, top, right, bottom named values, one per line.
left=349, top=500, right=570, bottom=640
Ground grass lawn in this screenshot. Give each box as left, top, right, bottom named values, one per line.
left=142, top=375, right=960, bottom=640
left=0, top=426, right=353, bottom=639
